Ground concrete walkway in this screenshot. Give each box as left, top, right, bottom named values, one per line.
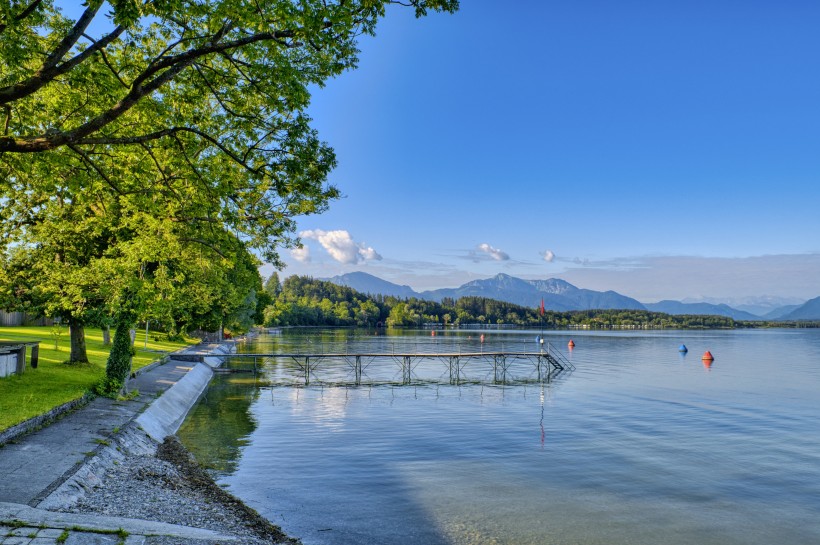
left=0, top=502, right=237, bottom=544
left=0, top=344, right=234, bottom=544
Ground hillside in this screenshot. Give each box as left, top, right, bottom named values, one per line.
left=781, top=296, right=820, bottom=320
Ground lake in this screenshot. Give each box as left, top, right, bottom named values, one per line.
left=178, top=328, right=820, bottom=544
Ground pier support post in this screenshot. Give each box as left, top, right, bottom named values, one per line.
left=402, top=356, right=411, bottom=384
left=493, top=355, right=508, bottom=383
left=449, top=356, right=460, bottom=384
left=355, top=355, right=362, bottom=385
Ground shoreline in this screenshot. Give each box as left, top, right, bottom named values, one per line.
left=56, top=427, right=298, bottom=544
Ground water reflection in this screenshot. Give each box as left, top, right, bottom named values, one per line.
left=179, top=328, right=820, bottom=545
left=177, top=376, right=260, bottom=473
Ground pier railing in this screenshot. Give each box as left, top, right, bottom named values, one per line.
left=213, top=346, right=575, bottom=386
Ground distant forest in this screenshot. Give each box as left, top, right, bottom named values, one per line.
left=257, top=275, right=817, bottom=330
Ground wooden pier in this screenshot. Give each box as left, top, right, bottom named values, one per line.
left=214, top=346, right=575, bottom=386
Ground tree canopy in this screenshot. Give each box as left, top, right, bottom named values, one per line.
left=0, top=0, right=458, bottom=263
left=0, top=0, right=458, bottom=375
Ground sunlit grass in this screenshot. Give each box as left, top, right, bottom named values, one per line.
left=0, top=326, right=198, bottom=432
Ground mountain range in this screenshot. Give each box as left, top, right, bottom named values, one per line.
left=326, top=272, right=820, bottom=320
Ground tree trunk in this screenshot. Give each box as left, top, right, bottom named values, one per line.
left=102, top=325, right=111, bottom=346
left=105, top=317, right=134, bottom=388
left=68, top=319, right=89, bottom=363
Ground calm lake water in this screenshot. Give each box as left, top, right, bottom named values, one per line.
left=178, top=328, right=820, bottom=544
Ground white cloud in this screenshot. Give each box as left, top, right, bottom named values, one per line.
left=357, top=246, right=381, bottom=261
left=477, top=243, right=509, bottom=261
left=290, top=245, right=311, bottom=263
left=542, top=250, right=555, bottom=262
left=300, top=229, right=382, bottom=264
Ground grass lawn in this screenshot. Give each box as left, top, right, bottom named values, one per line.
left=0, top=325, right=198, bottom=432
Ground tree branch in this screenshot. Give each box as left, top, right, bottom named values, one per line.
left=0, top=10, right=126, bottom=105
left=40, top=5, right=100, bottom=72
left=192, top=62, right=254, bottom=122
left=2, top=105, right=10, bottom=135
left=87, top=34, right=130, bottom=89
left=178, top=237, right=229, bottom=259
left=66, top=144, right=126, bottom=196
left=78, top=126, right=265, bottom=176
left=0, top=0, right=44, bottom=35
left=0, top=15, right=333, bottom=153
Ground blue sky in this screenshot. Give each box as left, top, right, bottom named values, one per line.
left=276, top=0, right=820, bottom=305
left=56, top=1, right=819, bottom=304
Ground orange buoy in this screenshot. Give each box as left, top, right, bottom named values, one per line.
left=702, top=359, right=713, bottom=369
left=431, top=330, right=436, bottom=337
left=702, top=351, right=714, bottom=361
left=480, top=334, right=485, bottom=343
left=568, top=339, right=575, bottom=349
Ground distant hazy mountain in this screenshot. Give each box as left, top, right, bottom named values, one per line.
left=326, top=272, right=418, bottom=298
left=781, top=296, right=820, bottom=320
left=322, top=271, right=805, bottom=319
left=422, top=274, right=575, bottom=309
left=645, top=301, right=760, bottom=321
left=688, top=295, right=806, bottom=317
left=421, top=273, right=646, bottom=311
left=761, top=305, right=803, bottom=320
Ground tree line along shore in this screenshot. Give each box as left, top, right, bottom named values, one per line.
left=259, top=275, right=819, bottom=330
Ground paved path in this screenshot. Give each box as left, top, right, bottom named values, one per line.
left=0, top=344, right=236, bottom=544
left=0, top=502, right=237, bottom=544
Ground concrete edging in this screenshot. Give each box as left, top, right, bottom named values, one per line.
left=133, top=341, right=236, bottom=442
left=134, top=362, right=214, bottom=442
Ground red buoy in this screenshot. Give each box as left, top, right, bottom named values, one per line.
left=702, top=351, right=714, bottom=361
left=568, top=339, right=575, bottom=349
left=480, top=334, right=485, bottom=343
left=431, top=330, right=436, bottom=337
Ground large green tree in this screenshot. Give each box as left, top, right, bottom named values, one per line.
left=0, top=0, right=458, bottom=367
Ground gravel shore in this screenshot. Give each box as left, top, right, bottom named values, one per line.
left=60, top=436, right=299, bottom=545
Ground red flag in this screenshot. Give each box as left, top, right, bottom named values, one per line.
left=540, top=298, right=545, bottom=316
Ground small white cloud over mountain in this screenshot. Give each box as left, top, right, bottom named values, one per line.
left=300, top=229, right=382, bottom=264
left=477, top=243, right=509, bottom=261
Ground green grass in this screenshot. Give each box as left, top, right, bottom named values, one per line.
left=0, top=326, right=198, bottom=432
